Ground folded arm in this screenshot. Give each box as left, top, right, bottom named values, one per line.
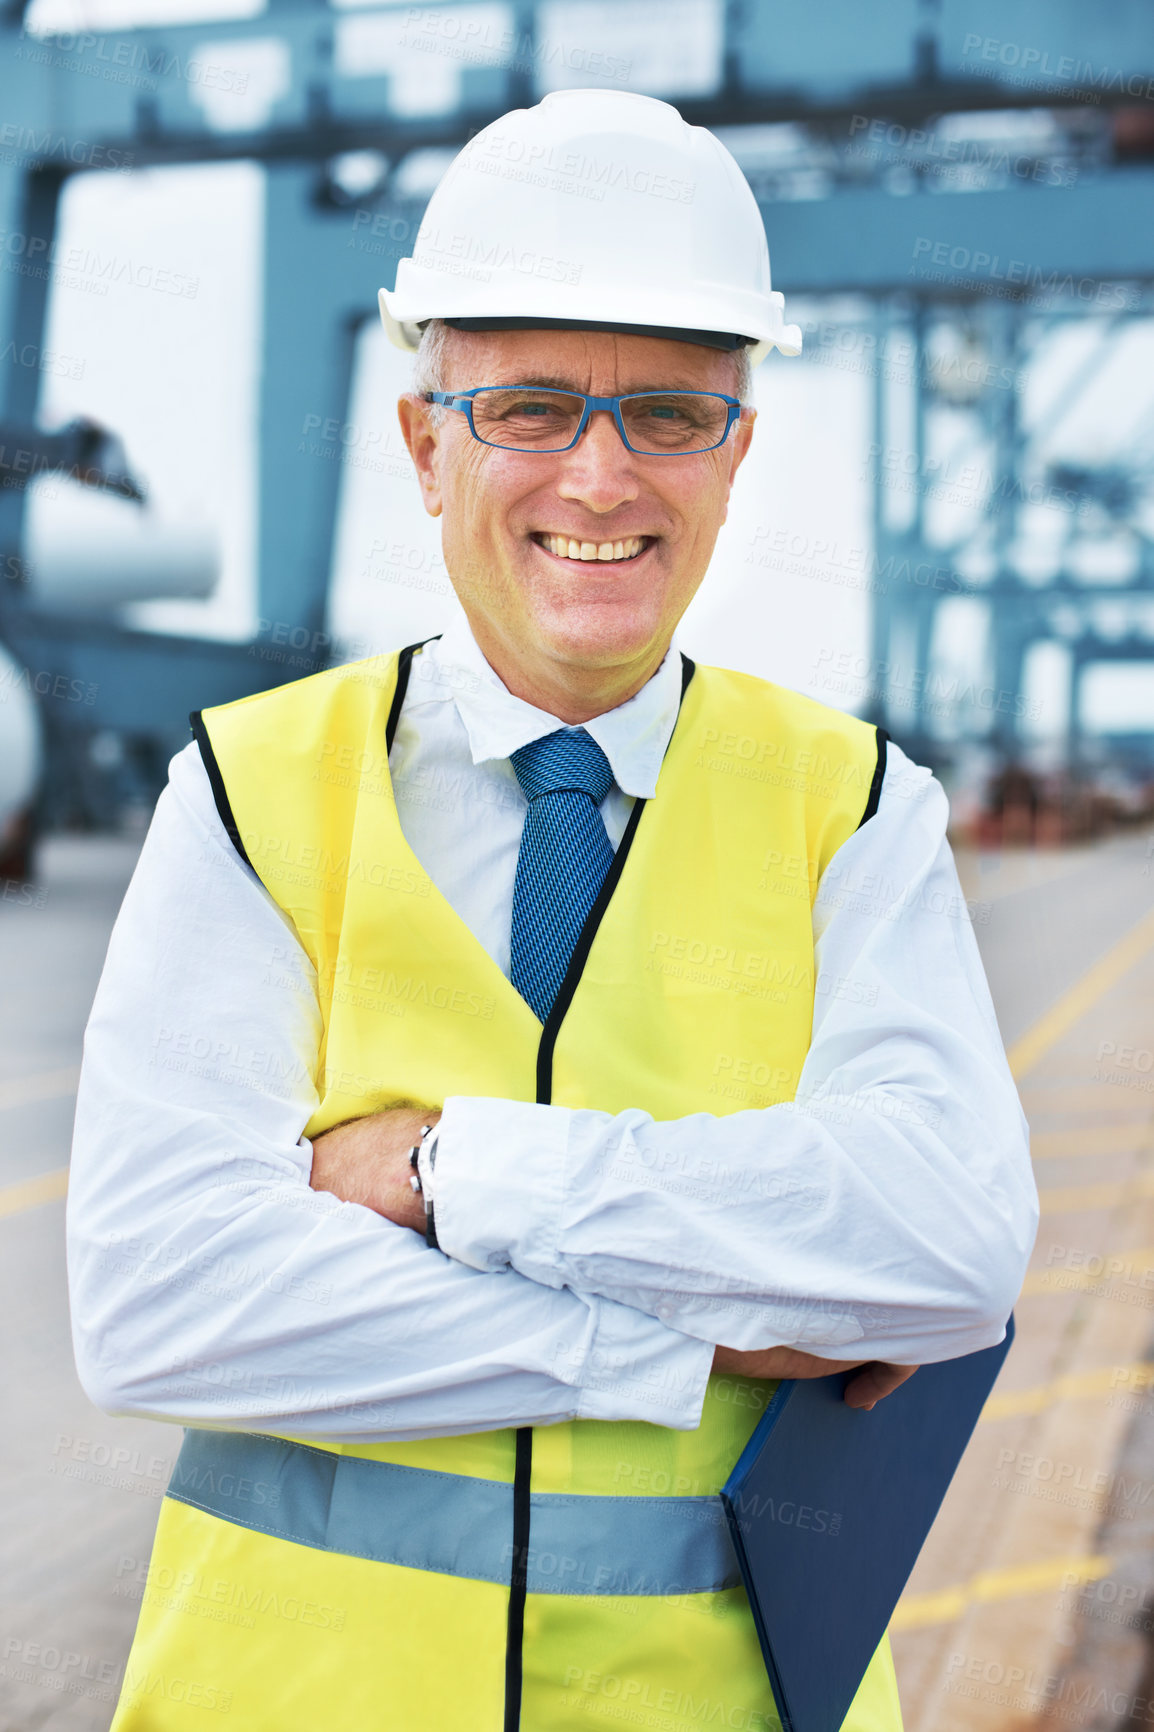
left=422, top=745, right=1039, bottom=1365
left=306, top=1104, right=916, bottom=1408
left=66, top=743, right=713, bottom=1441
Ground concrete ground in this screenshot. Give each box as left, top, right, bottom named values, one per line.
left=895, top=826, right=1154, bottom=1732
left=2, top=821, right=1153, bottom=1730
left=1, top=837, right=170, bottom=1731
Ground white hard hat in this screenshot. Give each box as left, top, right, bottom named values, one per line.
left=378, top=89, right=802, bottom=365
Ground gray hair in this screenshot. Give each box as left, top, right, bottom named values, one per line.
left=410, top=318, right=451, bottom=423
left=731, top=344, right=753, bottom=407
left=411, top=316, right=754, bottom=414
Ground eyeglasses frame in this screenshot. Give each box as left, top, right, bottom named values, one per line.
left=421, top=386, right=745, bottom=455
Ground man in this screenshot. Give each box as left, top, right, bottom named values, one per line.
left=67, top=90, right=1037, bottom=1731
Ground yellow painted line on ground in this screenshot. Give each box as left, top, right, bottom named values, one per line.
left=1038, top=1173, right=1154, bottom=1215
left=1031, top=1120, right=1154, bottom=1160
left=0, top=1065, right=80, bottom=1111
left=1007, top=904, right=1154, bottom=1081
left=892, top=1554, right=1114, bottom=1632
left=980, top=1362, right=1154, bottom=1420
left=0, top=1166, right=68, bottom=1219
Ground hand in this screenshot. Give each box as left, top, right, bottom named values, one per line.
left=712, top=1344, right=918, bottom=1410
left=309, top=1103, right=442, bottom=1235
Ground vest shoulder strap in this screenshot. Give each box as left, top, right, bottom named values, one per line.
left=681, top=660, right=888, bottom=836
left=191, top=648, right=405, bottom=879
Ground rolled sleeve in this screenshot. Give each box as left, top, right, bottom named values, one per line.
left=426, top=744, right=1038, bottom=1365
left=433, top=1094, right=570, bottom=1276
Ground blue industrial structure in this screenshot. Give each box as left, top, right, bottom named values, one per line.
left=1, top=0, right=1153, bottom=832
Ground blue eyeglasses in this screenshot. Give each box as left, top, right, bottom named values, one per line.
left=422, top=386, right=743, bottom=455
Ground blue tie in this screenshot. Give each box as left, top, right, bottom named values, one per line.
left=509, top=728, right=615, bottom=1023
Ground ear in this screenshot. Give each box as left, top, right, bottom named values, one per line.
left=397, top=394, right=444, bottom=518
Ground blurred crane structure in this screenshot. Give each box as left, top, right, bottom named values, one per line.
left=2, top=0, right=1154, bottom=825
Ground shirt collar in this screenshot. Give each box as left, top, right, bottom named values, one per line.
left=406, top=610, right=684, bottom=800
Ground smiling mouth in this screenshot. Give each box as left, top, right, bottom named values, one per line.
left=532, top=533, right=654, bottom=562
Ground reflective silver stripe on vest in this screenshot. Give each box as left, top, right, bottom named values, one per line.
left=168, top=1429, right=741, bottom=1597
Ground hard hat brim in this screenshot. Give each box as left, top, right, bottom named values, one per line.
left=378, top=289, right=800, bottom=363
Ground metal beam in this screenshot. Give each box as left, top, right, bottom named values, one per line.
left=0, top=607, right=310, bottom=747
left=4, top=2, right=1154, bottom=172
left=762, top=171, right=1154, bottom=294
left=257, top=163, right=361, bottom=645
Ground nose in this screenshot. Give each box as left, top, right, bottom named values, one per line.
left=555, top=407, right=640, bottom=514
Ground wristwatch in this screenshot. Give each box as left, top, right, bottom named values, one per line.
left=408, top=1121, right=442, bottom=1251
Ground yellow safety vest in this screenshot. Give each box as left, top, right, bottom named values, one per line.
left=111, top=640, right=904, bottom=1732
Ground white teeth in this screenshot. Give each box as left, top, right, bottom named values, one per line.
left=539, top=534, right=646, bottom=561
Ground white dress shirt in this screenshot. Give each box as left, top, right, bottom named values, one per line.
left=66, top=613, right=1038, bottom=1443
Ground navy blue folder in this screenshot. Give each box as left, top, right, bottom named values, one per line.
left=720, top=1317, right=1015, bottom=1732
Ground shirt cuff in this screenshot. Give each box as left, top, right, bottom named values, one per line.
left=432, top=1094, right=573, bottom=1277
left=574, top=1296, right=715, bottom=1429
left=433, top=1095, right=713, bottom=1428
